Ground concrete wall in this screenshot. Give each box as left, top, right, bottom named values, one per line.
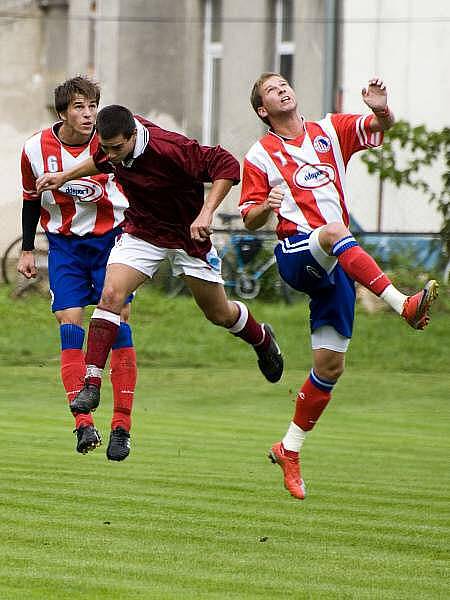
left=219, top=0, right=329, bottom=213
left=341, top=0, right=448, bottom=232
left=3, top=0, right=445, bottom=261
left=0, top=1, right=50, bottom=254
left=294, top=0, right=328, bottom=120
left=95, top=0, right=203, bottom=135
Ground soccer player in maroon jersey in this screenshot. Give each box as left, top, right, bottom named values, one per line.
left=240, top=73, right=438, bottom=500
left=18, top=78, right=137, bottom=460
left=36, top=104, right=283, bottom=421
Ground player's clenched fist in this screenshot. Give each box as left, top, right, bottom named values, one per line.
left=17, top=251, right=37, bottom=279
left=267, top=185, right=284, bottom=211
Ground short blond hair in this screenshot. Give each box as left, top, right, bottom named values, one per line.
left=250, top=72, right=285, bottom=125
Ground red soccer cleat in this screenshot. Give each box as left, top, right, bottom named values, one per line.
left=268, top=442, right=306, bottom=500
left=401, top=280, right=439, bottom=330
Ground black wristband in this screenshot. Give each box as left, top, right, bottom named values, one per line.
left=21, top=201, right=41, bottom=251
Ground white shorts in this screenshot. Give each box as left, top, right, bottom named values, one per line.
left=107, top=233, right=224, bottom=284
left=311, top=325, right=350, bottom=353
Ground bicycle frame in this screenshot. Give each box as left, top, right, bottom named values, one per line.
left=218, top=232, right=278, bottom=300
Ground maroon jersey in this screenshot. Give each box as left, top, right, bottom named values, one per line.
left=93, top=116, right=240, bottom=258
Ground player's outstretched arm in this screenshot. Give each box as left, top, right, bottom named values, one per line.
left=362, top=77, right=395, bottom=132
left=244, top=186, right=284, bottom=231
left=36, top=157, right=99, bottom=193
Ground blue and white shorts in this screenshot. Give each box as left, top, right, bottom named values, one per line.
left=275, top=227, right=356, bottom=344
left=47, top=228, right=132, bottom=312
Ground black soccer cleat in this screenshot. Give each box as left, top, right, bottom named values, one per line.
left=255, top=323, right=284, bottom=383
left=74, top=425, right=102, bottom=454
left=106, top=427, right=131, bottom=462
left=69, top=383, right=101, bottom=414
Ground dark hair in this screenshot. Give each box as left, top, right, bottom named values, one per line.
left=250, top=71, right=286, bottom=125
left=96, top=105, right=136, bottom=140
left=54, top=76, right=100, bottom=115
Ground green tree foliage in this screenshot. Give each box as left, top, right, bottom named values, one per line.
left=361, top=121, right=450, bottom=259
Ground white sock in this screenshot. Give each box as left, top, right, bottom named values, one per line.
left=282, top=421, right=307, bottom=453
left=92, top=307, right=121, bottom=325
left=380, top=284, right=407, bottom=314
left=228, top=301, right=248, bottom=333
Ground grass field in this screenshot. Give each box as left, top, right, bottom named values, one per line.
left=0, top=285, right=449, bottom=599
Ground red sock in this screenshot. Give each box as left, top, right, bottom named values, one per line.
left=336, top=244, right=391, bottom=296
left=293, top=374, right=333, bottom=431
left=229, top=302, right=269, bottom=349
left=110, top=347, right=137, bottom=431
left=85, top=318, right=120, bottom=386
left=61, top=349, right=93, bottom=429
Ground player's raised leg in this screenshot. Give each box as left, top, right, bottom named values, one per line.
left=186, top=276, right=283, bottom=382
left=70, top=263, right=146, bottom=415
left=320, top=223, right=439, bottom=329
left=57, top=310, right=102, bottom=454
left=108, top=311, right=137, bottom=461
left=269, top=331, right=347, bottom=500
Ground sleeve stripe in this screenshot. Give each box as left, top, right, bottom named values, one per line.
left=356, top=116, right=365, bottom=146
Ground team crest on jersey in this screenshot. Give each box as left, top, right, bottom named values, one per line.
left=47, top=155, right=59, bottom=172
left=59, top=179, right=104, bottom=203
left=313, top=136, right=331, bottom=153
left=293, top=163, right=335, bottom=190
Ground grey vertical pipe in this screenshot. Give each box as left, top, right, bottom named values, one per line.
left=323, top=0, right=337, bottom=114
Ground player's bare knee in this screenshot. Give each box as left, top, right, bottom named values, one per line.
left=320, top=222, right=350, bottom=253
left=316, top=362, right=345, bottom=382
left=99, top=285, right=126, bottom=313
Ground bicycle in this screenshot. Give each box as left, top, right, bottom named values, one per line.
left=160, top=213, right=301, bottom=303
left=214, top=213, right=299, bottom=303
left=1, top=232, right=49, bottom=297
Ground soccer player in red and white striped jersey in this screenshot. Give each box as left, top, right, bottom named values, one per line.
left=240, top=73, right=438, bottom=500
left=18, top=77, right=137, bottom=460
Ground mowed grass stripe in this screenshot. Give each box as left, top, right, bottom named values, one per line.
left=1, top=285, right=449, bottom=599
left=0, top=507, right=447, bottom=596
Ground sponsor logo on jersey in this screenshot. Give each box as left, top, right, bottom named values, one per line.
left=293, top=163, right=335, bottom=190
left=313, top=135, right=331, bottom=153
left=59, top=179, right=104, bottom=203
left=47, top=155, right=59, bottom=173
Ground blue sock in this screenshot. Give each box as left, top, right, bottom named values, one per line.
left=309, top=369, right=336, bottom=392
left=332, top=235, right=358, bottom=257
left=60, top=324, right=85, bottom=350
left=112, top=322, right=134, bottom=349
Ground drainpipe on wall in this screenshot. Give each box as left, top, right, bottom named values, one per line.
left=323, top=0, right=338, bottom=114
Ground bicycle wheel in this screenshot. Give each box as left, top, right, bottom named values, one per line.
left=2, top=232, right=49, bottom=297
left=256, top=257, right=304, bottom=304
left=235, top=272, right=261, bottom=299
left=220, top=256, right=236, bottom=296
left=152, top=258, right=189, bottom=298
left=166, top=274, right=189, bottom=298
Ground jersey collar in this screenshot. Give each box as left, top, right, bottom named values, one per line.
left=268, top=115, right=307, bottom=144
left=122, top=117, right=150, bottom=167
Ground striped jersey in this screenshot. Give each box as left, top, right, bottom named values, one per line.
left=21, top=123, right=128, bottom=236
left=239, top=113, right=383, bottom=239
